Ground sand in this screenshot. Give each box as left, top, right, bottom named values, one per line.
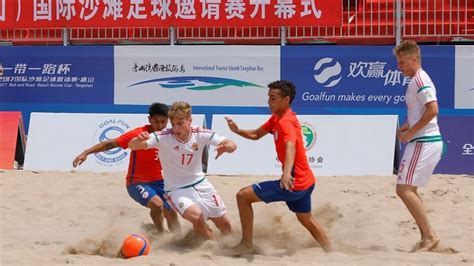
left=1, top=170, right=472, bottom=265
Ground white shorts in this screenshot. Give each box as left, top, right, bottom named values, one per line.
left=397, top=141, right=443, bottom=187
left=165, top=178, right=226, bottom=220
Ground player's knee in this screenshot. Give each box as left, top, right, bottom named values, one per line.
left=236, top=188, right=249, bottom=203
left=184, top=209, right=205, bottom=225
left=296, top=213, right=311, bottom=226
left=164, top=208, right=178, bottom=219
left=148, top=197, right=164, bottom=211
left=396, top=185, right=407, bottom=198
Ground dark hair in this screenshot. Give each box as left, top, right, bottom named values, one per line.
left=268, top=80, right=296, bottom=104
left=148, top=102, right=169, bottom=117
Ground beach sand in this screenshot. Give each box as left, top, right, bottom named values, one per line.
left=1, top=170, right=472, bottom=265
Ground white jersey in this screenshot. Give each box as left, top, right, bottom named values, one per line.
left=146, top=126, right=225, bottom=191
left=405, top=68, right=441, bottom=140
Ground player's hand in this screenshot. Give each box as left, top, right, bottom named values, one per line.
left=399, top=129, right=414, bottom=143
left=214, top=143, right=226, bottom=159
left=137, top=131, right=150, bottom=140
left=280, top=173, right=294, bottom=191
left=225, top=117, right=239, bottom=134
left=72, top=153, right=87, bottom=167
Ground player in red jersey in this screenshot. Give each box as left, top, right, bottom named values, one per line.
left=72, top=103, right=180, bottom=234
left=225, top=80, right=333, bottom=253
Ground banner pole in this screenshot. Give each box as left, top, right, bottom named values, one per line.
left=280, top=26, right=286, bottom=46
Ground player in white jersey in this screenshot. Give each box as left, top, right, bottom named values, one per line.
left=129, top=101, right=237, bottom=241
left=394, top=40, right=443, bottom=252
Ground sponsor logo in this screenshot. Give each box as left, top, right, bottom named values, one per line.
left=192, top=143, right=199, bottom=151
left=93, top=119, right=131, bottom=167
left=301, top=122, right=317, bottom=151
left=128, top=76, right=263, bottom=91
left=462, top=143, right=474, bottom=155
left=313, top=58, right=342, bottom=88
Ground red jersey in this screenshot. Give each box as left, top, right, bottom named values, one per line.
left=115, top=125, right=163, bottom=185
left=261, top=109, right=315, bottom=191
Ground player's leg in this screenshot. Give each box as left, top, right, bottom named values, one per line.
left=195, top=180, right=232, bottom=236
left=295, top=212, right=333, bottom=252
left=209, top=214, right=232, bottom=235
left=127, top=183, right=166, bottom=233
left=163, top=208, right=181, bottom=233
left=235, top=185, right=261, bottom=248
left=182, top=204, right=215, bottom=240
left=146, top=196, right=166, bottom=233
left=396, top=184, right=439, bottom=250
left=288, top=185, right=333, bottom=252
left=396, top=142, right=442, bottom=251
left=167, top=187, right=215, bottom=240
left=148, top=180, right=181, bottom=233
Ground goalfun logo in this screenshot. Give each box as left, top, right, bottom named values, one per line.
left=93, top=119, right=131, bottom=167
left=313, top=57, right=342, bottom=88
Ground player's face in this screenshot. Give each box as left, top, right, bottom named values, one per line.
left=171, top=116, right=192, bottom=141
left=149, top=114, right=168, bottom=131
left=267, top=88, right=289, bottom=115
left=396, top=52, right=418, bottom=77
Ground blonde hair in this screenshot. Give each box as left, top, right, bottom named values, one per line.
left=168, top=101, right=192, bottom=120
left=394, top=40, right=421, bottom=60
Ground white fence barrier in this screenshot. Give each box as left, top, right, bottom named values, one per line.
left=208, top=114, right=398, bottom=176
left=24, top=113, right=205, bottom=172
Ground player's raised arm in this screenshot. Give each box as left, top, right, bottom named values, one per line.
left=225, top=116, right=268, bottom=140
left=214, top=139, right=237, bottom=159
left=128, top=132, right=151, bottom=150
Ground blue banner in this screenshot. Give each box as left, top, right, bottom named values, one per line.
left=0, top=46, right=114, bottom=104
left=434, top=116, right=474, bottom=174
left=281, top=46, right=454, bottom=108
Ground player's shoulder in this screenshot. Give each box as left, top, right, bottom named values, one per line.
left=280, top=110, right=298, bottom=123
left=151, top=128, right=173, bottom=139
left=191, top=126, right=214, bottom=135
left=414, top=69, right=434, bottom=87
left=120, top=125, right=147, bottom=138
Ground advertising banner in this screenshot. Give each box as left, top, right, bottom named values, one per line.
left=454, top=46, right=474, bottom=109
left=0, top=112, right=26, bottom=170
left=24, top=112, right=205, bottom=172
left=281, top=46, right=455, bottom=109
left=0, top=0, right=342, bottom=29
left=208, top=114, right=398, bottom=176
left=0, top=46, right=114, bottom=104
left=114, top=46, right=279, bottom=107
left=434, top=116, right=474, bottom=174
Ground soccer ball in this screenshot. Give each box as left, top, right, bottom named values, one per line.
left=121, top=234, right=150, bottom=258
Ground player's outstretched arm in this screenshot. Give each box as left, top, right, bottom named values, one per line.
left=214, top=139, right=237, bottom=159
left=225, top=116, right=268, bottom=140
left=72, top=139, right=119, bottom=167
left=128, top=132, right=151, bottom=150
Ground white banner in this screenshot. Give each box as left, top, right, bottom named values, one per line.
left=455, top=45, right=474, bottom=109
left=24, top=113, right=205, bottom=172
left=114, top=46, right=280, bottom=106
left=208, top=114, right=398, bottom=176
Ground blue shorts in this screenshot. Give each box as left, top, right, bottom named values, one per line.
left=252, top=180, right=315, bottom=213
left=127, top=180, right=172, bottom=210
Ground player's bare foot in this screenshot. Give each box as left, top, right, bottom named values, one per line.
left=418, top=237, right=440, bottom=251
left=227, top=242, right=255, bottom=256
left=410, top=240, right=424, bottom=252
left=176, top=230, right=206, bottom=248
left=412, top=237, right=440, bottom=252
